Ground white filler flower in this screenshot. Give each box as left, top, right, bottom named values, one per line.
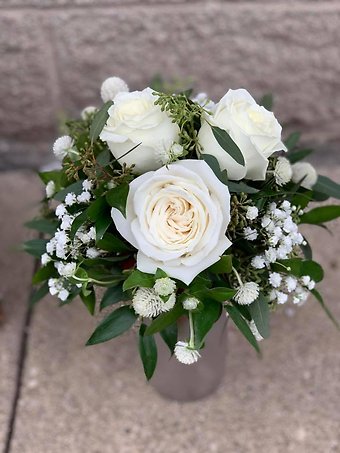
left=174, top=341, right=201, bottom=365
left=81, top=106, right=97, bottom=119
left=153, top=277, right=176, bottom=297
left=182, top=297, right=200, bottom=311
left=45, top=181, right=56, bottom=199
left=274, top=157, right=292, bottom=186
left=100, top=88, right=180, bottom=173
left=100, top=76, right=129, bottom=102
left=53, top=136, right=74, bottom=161
left=132, top=288, right=175, bottom=318
left=234, top=282, right=259, bottom=305
left=291, top=162, right=318, bottom=190
left=198, top=89, right=287, bottom=180
left=111, top=160, right=232, bottom=285
left=246, top=206, right=259, bottom=221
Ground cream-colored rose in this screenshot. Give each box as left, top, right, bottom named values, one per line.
left=100, top=88, right=180, bottom=173
left=291, top=162, right=318, bottom=189
left=111, top=160, right=232, bottom=285
left=198, top=89, right=287, bottom=181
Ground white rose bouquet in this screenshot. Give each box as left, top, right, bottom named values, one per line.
left=24, top=76, right=340, bottom=379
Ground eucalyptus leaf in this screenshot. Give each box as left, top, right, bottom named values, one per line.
left=25, top=218, right=58, bottom=235
left=90, top=101, right=113, bottom=143
left=86, top=305, right=136, bottom=345
left=248, top=293, right=270, bottom=339
left=23, top=239, right=48, bottom=257
left=300, top=205, right=340, bottom=225
left=211, top=126, right=245, bottom=166
left=227, top=181, right=259, bottom=194
left=225, top=305, right=260, bottom=353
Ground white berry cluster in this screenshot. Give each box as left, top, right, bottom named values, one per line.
left=268, top=272, right=315, bottom=305
left=249, top=200, right=304, bottom=270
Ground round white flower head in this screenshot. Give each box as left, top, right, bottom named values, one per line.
left=55, top=203, right=67, bottom=219
left=265, top=247, right=277, bottom=264
left=86, top=247, right=101, bottom=259
left=55, top=261, right=77, bottom=278
left=45, top=180, right=56, bottom=199
left=307, top=280, right=315, bottom=290
left=155, top=142, right=184, bottom=165
left=291, top=162, right=318, bottom=190
left=269, top=272, right=282, bottom=288
left=100, top=76, right=129, bottom=102
left=251, top=255, right=266, bottom=269
left=193, top=92, right=216, bottom=112
left=60, top=214, right=74, bottom=231
left=183, top=297, right=200, bottom=311
left=46, top=238, right=56, bottom=255
left=81, top=106, right=97, bottom=120
left=53, top=135, right=74, bottom=161
left=100, top=88, right=180, bottom=173
left=41, top=253, right=51, bottom=266
left=198, top=88, right=287, bottom=181
left=276, top=291, right=288, bottom=304
left=82, top=179, right=93, bottom=191
left=293, top=286, right=309, bottom=304
left=153, top=277, right=176, bottom=297
left=274, top=157, right=292, bottom=186
left=246, top=206, right=259, bottom=221
left=48, top=278, right=69, bottom=301
left=77, top=191, right=91, bottom=203
left=65, top=192, right=77, bottom=206
left=248, top=320, right=263, bottom=341
left=285, top=275, right=297, bottom=292
left=58, top=289, right=70, bottom=302
left=234, top=282, right=259, bottom=305
left=111, top=160, right=232, bottom=285
left=300, top=275, right=311, bottom=286
left=281, top=200, right=291, bottom=211
left=132, top=288, right=175, bottom=318
left=261, top=216, right=273, bottom=229
left=243, top=227, right=258, bottom=241
left=174, top=341, right=201, bottom=365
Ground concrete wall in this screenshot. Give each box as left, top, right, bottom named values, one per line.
left=1, top=1, right=339, bottom=169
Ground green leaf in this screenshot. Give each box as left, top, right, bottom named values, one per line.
left=32, top=263, right=58, bottom=285
left=313, top=175, right=340, bottom=200
left=106, top=183, right=129, bottom=217
left=193, top=299, right=221, bottom=348
left=300, top=205, right=340, bottom=225
left=208, top=255, right=233, bottom=274
left=211, top=126, right=245, bottom=166
left=80, top=290, right=96, bottom=315
left=311, top=289, right=339, bottom=330
left=248, top=293, right=270, bottom=339
left=90, top=100, right=113, bottom=143
left=23, top=239, right=48, bottom=257
left=54, top=180, right=84, bottom=201
left=139, top=324, right=158, bottom=380
left=300, top=237, right=313, bottom=260
left=100, top=285, right=129, bottom=310
left=227, top=181, right=259, bottom=194
left=87, top=196, right=108, bottom=221
left=200, top=154, right=228, bottom=185
left=25, top=218, right=58, bottom=235
left=70, top=209, right=88, bottom=240
left=287, top=148, right=313, bottom=164
left=29, top=281, right=49, bottom=306
left=96, top=149, right=112, bottom=166
left=155, top=268, right=168, bottom=279
left=225, top=305, right=260, bottom=353
left=97, top=232, right=132, bottom=253
left=95, top=216, right=111, bottom=242
left=199, top=287, right=236, bottom=302
left=145, top=303, right=185, bottom=336
left=259, top=93, right=273, bottom=111
left=231, top=302, right=251, bottom=321
left=86, top=305, right=136, bottom=345
left=160, top=323, right=178, bottom=355
left=123, top=269, right=155, bottom=291
left=272, top=259, right=324, bottom=282
left=285, top=132, right=300, bottom=150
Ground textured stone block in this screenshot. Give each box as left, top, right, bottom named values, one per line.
left=0, top=12, right=57, bottom=142
left=49, top=3, right=340, bottom=145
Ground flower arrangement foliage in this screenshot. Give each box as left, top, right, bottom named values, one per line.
left=24, top=76, right=340, bottom=379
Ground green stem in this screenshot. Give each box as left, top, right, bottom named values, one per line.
left=232, top=266, right=243, bottom=287
left=188, top=311, right=195, bottom=349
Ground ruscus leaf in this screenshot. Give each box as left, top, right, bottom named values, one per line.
left=211, top=126, right=245, bottom=166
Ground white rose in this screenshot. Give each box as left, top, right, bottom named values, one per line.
left=111, top=160, right=232, bottom=285
left=198, top=89, right=287, bottom=180
left=291, top=162, right=318, bottom=189
left=100, top=88, right=180, bottom=173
